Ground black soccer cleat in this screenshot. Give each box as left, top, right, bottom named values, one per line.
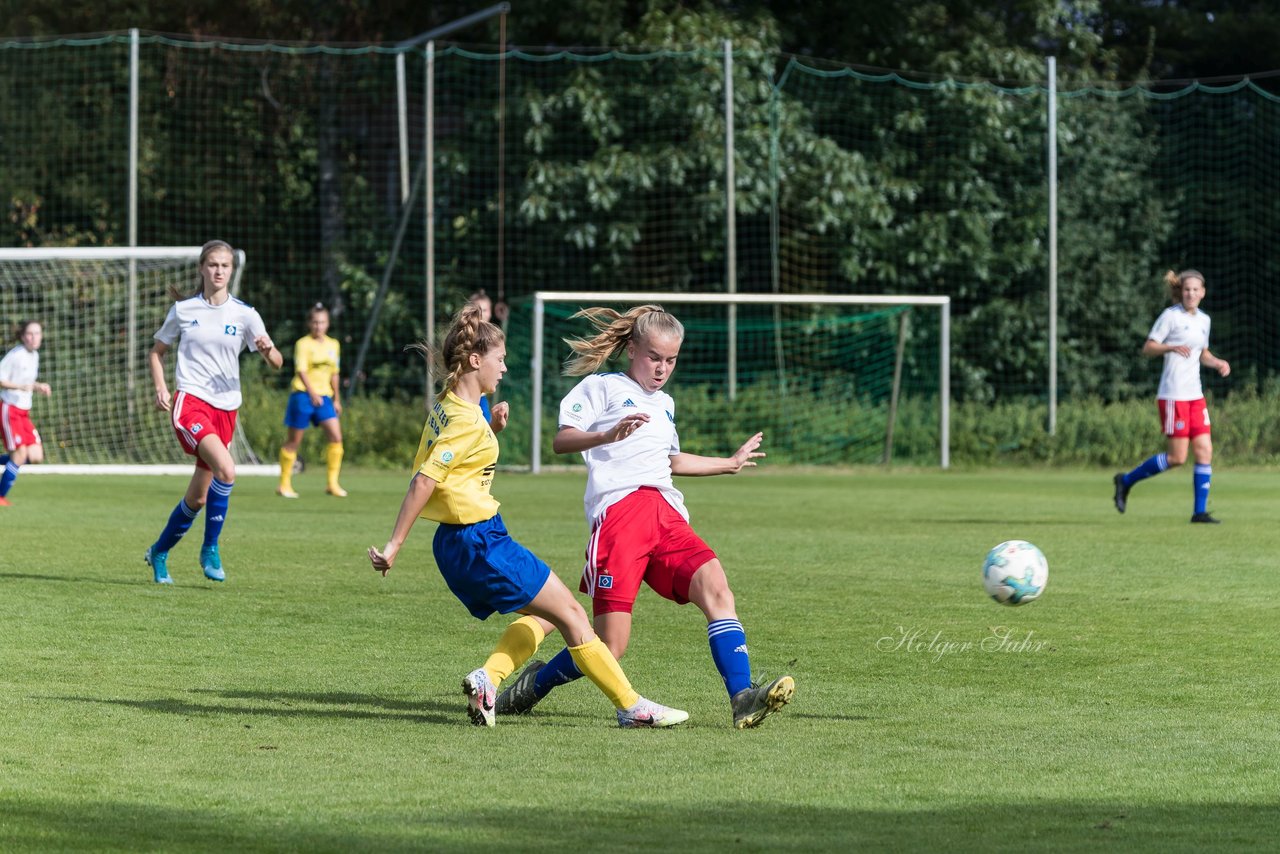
left=1113, top=473, right=1130, bottom=514
left=1190, top=512, right=1221, bottom=524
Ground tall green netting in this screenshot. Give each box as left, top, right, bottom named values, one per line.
left=4, top=34, right=1280, bottom=466
left=500, top=298, right=936, bottom=468
left=0, top=37, right=131, bottom=244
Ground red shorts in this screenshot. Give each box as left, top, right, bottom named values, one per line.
left=580, top=487, right=717, bottom=616
left=1, top=402, right=41, bottom=451
left=171, top=391, right=237, bottom=470
left=1158, top=398, right=1210, bottom=439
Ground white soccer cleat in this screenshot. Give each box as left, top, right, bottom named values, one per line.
left=617, top=697, right=689, bottom=728
left=462, top=668, right=497, bottom=727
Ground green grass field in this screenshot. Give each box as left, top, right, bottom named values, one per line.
left=2, top=467, right=1278, bottom=852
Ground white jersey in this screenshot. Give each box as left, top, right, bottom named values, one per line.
left=559, top=372, right=689, bottom=526
left=154, top=295, right=267, bottom=411
left=0, top=344, right=39, bottom=409
left=1148, top=304, right=1211, bottom=401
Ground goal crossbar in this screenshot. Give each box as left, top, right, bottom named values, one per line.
left=531, top=291, right=951, bottom=471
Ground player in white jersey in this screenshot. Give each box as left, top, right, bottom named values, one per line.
left=143, top=240, right=283, bottom=584
left=0, top=320, right=52, bottom=506
left=497, top=305, right=795, bottom=729
left=1114, top=269, right=1230, bottom=523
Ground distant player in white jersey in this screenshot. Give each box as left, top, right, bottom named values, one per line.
left=1114, top=269, right=1230, bottom=523
left=496, top=304, right=795, bottom=729
left=0, top=320, right=53, bottom=506
left=143, top=240, right=283, bottom=584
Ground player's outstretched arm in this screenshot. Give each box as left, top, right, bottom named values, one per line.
left=670, top=432, right=765, bottom=477
left=552, top=414, right=650, bottom=454
left=368, top=473, right=435, bottom=576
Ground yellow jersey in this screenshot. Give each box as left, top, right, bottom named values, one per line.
left=413, top=391, right=500, bottom=525
left=291, top=334, right=341, bottom=394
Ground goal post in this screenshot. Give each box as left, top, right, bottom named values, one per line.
left=0, top=246, right=272, bottom=474
left=528, top=291, right=950, bottom=472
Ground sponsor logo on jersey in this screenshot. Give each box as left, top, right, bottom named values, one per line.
left=189, top=319, right=200, bottom=327
left=597, top=575, right=613, bottom=589
left=440, top=450, right=454, bottom=463
left=224, top=324, right=238, bottom=336
left=572, top=403, right=582, bottom=412
left=622, top=398, right=636, bottom=407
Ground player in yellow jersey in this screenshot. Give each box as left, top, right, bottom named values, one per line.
left=277, top=304, right=346, bottom=498
left=367, top=302, right=688, bottom=728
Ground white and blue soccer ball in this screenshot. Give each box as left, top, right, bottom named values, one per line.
left=982, top=540, right=1048, bottom=606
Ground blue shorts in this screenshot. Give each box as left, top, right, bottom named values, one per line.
left=432, top=514, right=552, bottom=620
left=284, top=391, right=338, bottom=429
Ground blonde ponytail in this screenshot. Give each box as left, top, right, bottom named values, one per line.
left=562, top=305, right=684, bottom=376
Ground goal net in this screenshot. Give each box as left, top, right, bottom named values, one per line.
left=511, top=292, right=950, bottom=472
left=0, top=246, right=269, bottom=472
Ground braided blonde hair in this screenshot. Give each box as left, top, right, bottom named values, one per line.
left=562, top=305, right=684, bottom=376
left=409, top=302, right=505, bottom=400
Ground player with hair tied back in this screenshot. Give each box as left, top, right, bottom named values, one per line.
left=497, top=304, right=795, bottom=729
left=366, top=302, right=687, bottom=728
left=144, top=240, right=284, bottom=584
left=0, top=320, right=52, bottom=506
left=1114, top=269, right=1230, bottom=523
left=277, top=303, right=346, bottom=499
left=467, top=289, right=509, bottom=432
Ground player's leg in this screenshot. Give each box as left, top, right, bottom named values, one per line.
left=480, top=615, right=553, bottom=686
left=0, top=405, right=39, bottom=503
left=146, top=465, right=212, bottom=584
left=278, top=426, right=305, bottom=498
left=507, top=507, right=650, bottom=714
left=520, top=574, right=687, bottom=727
left=1189, top=411, right=1217, bottom=522
left=195, top=434, right=236, bottom=581
left=0, top=443, right=27, bottom=503
left=1115, top=400, right=1185, bottom=513
left=319, top=412, right=346, bottom=497
left=279, top=391, right=311, bottom=497
left=687, top=558, right=794, bottom=729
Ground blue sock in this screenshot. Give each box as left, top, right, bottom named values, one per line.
left=0, top=460, right=19, bottom=497
left=154, top=500, right=199, bottom=553
left=708, top=618, right=753, bottom=697
left=203, top=479, right=234, bottom=547
left=532, top=646, right=583, bottom=699
left=0, top=453, right=9, bottom=466
left=1194, top=464, right=1212, bottom=514
left=1123, top=452, right=1168, bottom=487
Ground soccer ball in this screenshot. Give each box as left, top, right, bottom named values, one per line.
left=982, top=540, right=1048, bottom=606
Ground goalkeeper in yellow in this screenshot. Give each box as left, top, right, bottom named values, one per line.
left=278, top=303, right=346, bottom=497
left=367, top=302, right=687, bottom=728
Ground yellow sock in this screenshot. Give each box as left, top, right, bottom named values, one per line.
left=326, top=443, right=344, bottom=489
left=482, top=616, right=546, bottom=685
left=569, top=638, right=639, bottom=710
left=278, top=448, right=296, bottom=491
